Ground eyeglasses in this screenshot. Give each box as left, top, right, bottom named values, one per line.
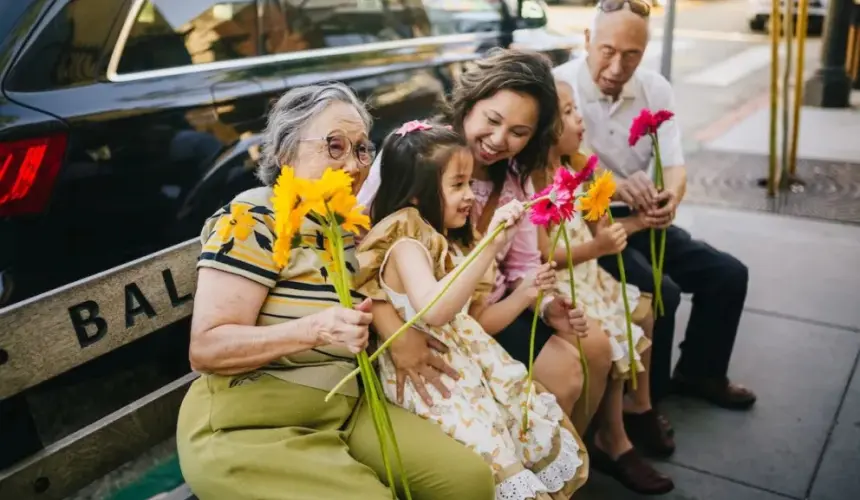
left=598, top=0, right=651, bottom=17
left=301, top=132, right=376, bottom=167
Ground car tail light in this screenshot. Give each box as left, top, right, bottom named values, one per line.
left=0, top=132, right=67, bottom=216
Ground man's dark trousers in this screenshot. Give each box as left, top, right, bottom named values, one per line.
left=598, top=207, right=749, bottom=403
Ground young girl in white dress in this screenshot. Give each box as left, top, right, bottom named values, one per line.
left=354, top=121, right=588, bottom=500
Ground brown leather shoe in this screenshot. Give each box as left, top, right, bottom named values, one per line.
left=590, top=446, right=675, bottom=495
left=670, top=372, right=757, bottom=410
left=624, top=410, right=676, bottom=458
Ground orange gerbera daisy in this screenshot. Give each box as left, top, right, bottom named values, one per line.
left=578, top=170, right=616, bottom=221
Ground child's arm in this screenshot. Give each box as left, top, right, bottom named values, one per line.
left=469, top=287, right=531, bottom=335
left=537, top=224, right=603, bottom=267
left=585, top=214, right=647, bottom=238
left=388, top=203, right=522, bottom=327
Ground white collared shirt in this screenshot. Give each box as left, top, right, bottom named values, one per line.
left=552, top=56, right=684, bottom=180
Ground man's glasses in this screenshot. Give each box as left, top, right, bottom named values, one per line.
left=301, top=133, right=376, bottom=167
left=598, top=0, right=651, bottom=17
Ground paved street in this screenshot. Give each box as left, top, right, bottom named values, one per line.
left=547, top=0, right=823, bottom=150
left=551, top=2, right=860, bottom=500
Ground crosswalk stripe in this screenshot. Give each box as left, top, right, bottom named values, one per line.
left=682, top=45, right=784, bottom=86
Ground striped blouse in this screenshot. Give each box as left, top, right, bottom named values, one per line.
left=198, top=186, right=362, bottom=397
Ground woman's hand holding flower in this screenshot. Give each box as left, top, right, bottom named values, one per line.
left=313, top=298, right=374, bottom=353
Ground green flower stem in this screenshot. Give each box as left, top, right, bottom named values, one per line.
left=370, top=366, right=412, bottom=499
left=323, top=212, right=410, bottom=499
left=325, top=196, right=551, bottom=401
left=606, top=212, right=637, bottom=390
left=656, top=229, right=666, bottom=316
left=522, top=227, right=564, bottom=434
left=651, top=136, right=667, bottom=317
left=561, top=228, right=588, bottom=416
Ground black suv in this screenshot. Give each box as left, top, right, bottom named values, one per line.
left=0, top=0, right=574, bottom=307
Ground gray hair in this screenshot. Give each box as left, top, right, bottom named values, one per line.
left=589, top=7, right=650, bottom=40
left=257, top=82, right=372, bottom=186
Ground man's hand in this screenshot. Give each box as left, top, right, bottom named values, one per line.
left=614, top=171, right=658, bottom=211
left=643, top=189, right=678, bottom=229
left=388, top=327, right=459, bottom=406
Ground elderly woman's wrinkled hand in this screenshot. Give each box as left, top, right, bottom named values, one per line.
left=314, top=298, right=374, bottom=354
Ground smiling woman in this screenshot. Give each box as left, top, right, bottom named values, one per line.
left=174, top=83, right=495, bottom=500
left=357, top=49, right=612, bottom=457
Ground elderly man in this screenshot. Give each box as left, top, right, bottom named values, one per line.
left=555, top=0, right=756, bottom=427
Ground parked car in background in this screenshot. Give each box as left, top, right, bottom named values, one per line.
left=748, top=0, right=827, bottom=33
left=0, top=0, right=575, bottom=308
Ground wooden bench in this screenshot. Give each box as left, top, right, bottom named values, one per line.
left=0, top=239, right=200, bottom=499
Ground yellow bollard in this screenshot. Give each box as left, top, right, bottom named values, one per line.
left=780, top=0, right=795, bottom=190
left=767, top=0, right=781, bottom=197
left=790, top=0, right=810, bottom=178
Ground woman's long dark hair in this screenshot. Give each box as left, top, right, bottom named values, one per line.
left=440, top=48, right=561, bottom=190
left=370, top=123, right=474, bottom=248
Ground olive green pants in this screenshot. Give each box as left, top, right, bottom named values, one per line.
left=177, top=373, right=495, bottom=499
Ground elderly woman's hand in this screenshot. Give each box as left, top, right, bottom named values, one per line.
left=314, top=298, right=374, bottom=354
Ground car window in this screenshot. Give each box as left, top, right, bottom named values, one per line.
left=261, top=0, right=422, bottom=54
left=420, top=0, right=504, bottom=35
left=115, top=0, right=260, bottom=75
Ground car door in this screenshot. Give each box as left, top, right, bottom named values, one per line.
left=175, top=0, right=499, bottom=234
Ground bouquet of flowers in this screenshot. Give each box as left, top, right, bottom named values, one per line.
left=578, top=165, right=639, bottom=389
left=272, top=167, right=411, bottom=500
left=629, top=108, right=675, bottom=317
left=526, top=156, right=598, bottom=422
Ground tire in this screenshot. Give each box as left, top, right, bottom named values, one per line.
left=807, top=16, right=824, bottom=36
left=749, top=16, right=766, bottom=32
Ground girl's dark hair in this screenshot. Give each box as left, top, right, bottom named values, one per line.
left=370, top=123, right=475, bottom=247
left=440, top=48, right=561, bottom=190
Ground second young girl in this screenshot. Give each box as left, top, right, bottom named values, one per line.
left=531, top=80, right=675, bottom=494
left=355, top=121, right=588, bottom=500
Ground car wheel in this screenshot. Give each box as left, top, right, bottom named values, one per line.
left=749, top=16, right=766, bottom=32
left=807, top=16, right=824, bottom=36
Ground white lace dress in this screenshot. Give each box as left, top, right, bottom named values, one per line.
left=355, top=208, right=589, bottom=500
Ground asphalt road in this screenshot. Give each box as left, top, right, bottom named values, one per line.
left=546, top=0, right=824, bottom=152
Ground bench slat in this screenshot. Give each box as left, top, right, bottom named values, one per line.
left=0, top=372, right=198, bottom=500
left=0, top=240, right=198, bottom=399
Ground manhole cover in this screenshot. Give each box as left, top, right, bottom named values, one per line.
left=684, top=151, right=860, bottom=225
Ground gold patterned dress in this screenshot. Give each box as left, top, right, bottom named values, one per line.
left=538, top=156, right=652, bottom=379
left=355, top=208, right=589, bottom=500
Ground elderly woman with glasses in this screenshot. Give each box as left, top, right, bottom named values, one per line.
left=175, top=83, right=495, bottom=500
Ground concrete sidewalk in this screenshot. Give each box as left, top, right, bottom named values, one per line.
left=580, top=203, right=860, bottom=500
left=577, top=87, right=860, bottom=499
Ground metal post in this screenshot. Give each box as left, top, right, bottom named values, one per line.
left=780, top=0, right=794, bottom=190
left=660, top=0, right=678, bottom=81
left=804, top=0, right=854, bottom=107
left=790, top=0, right=810, bottom=177
left=767, top=0, right=781, bottom=197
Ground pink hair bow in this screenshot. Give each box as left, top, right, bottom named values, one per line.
left=395, top=120, right=434, bottom=136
